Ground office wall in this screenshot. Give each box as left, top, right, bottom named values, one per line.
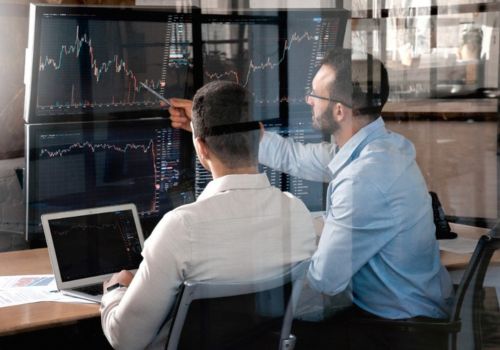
left=0, top=157, right=25, bottom=251
left=0, top=1, right=27, bottom=160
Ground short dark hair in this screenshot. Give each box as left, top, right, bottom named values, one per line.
left=321, top=49, right=389, bottom=117
left=191, top=81, right=260, bottom=168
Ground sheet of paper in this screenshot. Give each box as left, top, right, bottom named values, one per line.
left=0, top=275, right=96, bottom=307
left=0, top=275, right=56, bottom=290
left=0, top=288, right=57, bottom=308
left=438, top=237, right=478, bottom=254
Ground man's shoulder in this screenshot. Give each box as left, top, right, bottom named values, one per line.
left=170, top=185, right=311, bottom=222
left=280, top=190, right=316, bottom=214
left=351, top=132, right=416, bottom=174
left=333, top=135, right=421, bottom=198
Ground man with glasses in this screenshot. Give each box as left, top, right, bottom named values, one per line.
left=258, top=49, right=454, bottom=348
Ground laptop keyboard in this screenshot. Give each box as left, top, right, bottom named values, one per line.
left=74, top=284, right=103, bottom=295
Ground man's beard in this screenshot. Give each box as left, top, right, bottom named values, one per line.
left=312, top=104, right=339, bottom=134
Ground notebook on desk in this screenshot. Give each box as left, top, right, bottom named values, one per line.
left=41, top=204, right=145, bottom=303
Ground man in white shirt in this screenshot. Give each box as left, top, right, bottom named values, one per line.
left=100, top=81, right=316, bottom=350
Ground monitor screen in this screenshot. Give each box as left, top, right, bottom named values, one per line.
left=196, top=9, right=345, bottom=211
left=24, top=5, right=194, bottom=123
left=25, top=6, right=348, bottom=243
left=201, top=9, right=345, bottom=122
left=26, top=119, right=195, bottom=243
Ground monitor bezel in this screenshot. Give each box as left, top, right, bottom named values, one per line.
left=24, top=4, right=195, bottom=124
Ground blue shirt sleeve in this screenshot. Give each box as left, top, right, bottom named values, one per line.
left=307, top=176, right=398, bottom=295
left=258, top=131, right=335, bottom=183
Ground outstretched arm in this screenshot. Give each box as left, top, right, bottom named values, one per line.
left=259, top=131, right=335, bottom=183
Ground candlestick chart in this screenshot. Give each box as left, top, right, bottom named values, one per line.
left=35, top=16, right=192, bottom=118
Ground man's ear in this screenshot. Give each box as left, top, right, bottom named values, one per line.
left=194, top=137, right=210, bottom=161
left=333, top=102, right=345, bottom=122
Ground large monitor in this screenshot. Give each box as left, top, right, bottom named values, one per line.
left=25, top=5, right=348, bottom=243
left=24, top=5, right=194, bottom=123
left=200, top=9, right=346, bottom=122
left=26, top=119, right=195, bottom=244
left=196, top=9, right=347, bottom=211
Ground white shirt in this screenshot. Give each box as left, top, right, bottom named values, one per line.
left=100, top=173, right=316, bottom=350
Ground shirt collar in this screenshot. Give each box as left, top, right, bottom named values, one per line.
left=328, top=116, right=386, bottom=178
left=197, top=173, right=271, bottom=201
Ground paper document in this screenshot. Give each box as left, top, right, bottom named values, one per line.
left=0, top=274, right=56, bottom=289
left=0, top=274, right=96, bottom=308
left=0, top=288, right=57, bottom=308
left=439, top=237, right=478, bottom=254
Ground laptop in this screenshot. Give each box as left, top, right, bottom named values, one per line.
left=41, top=204, right=145, bottom=303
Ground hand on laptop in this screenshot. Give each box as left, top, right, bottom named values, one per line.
left=103, top=270, right=134, bottom=294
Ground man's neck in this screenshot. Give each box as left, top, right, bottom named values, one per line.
left=335, top=114, right=376, bottom=149
left=211, top=165, right=259, bottom=179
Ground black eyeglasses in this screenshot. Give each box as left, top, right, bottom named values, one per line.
left=304, top=88, right=351, bottom=108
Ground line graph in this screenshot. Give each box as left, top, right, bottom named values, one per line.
left=28, top=120, right=196, bottom=241
left=205, top=31, right=318, bottom=87
left=39, top=136, right=160, bottom=215
left=39, top=139, right=155, bottom=158
left=32, top=123, right=194, bottom=225
left=36, top=17, right=192, bottom=116
left=53, top=222, right=122, bottom=236
left=35, top=125, right=162, bottom=215
left=39, top=26, right=189, bottom=93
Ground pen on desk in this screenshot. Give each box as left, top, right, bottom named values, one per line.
left=140, top=82, right=171, bottom=107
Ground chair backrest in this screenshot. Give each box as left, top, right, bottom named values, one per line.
left=165, top=259, right=310, bottom=350
left=449, top=222, right=500, bottom=350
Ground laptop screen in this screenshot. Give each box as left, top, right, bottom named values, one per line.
left=46, top=208, right=143, bottom=282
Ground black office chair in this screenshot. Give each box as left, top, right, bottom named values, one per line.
left=350, top=224, right=500, bottom=350
left=165, top=259, right=310, bottom=350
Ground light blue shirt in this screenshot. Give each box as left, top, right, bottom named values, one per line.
left=259, top=117, right=453, bottom=319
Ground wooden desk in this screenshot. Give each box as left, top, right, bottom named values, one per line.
left=0, top=248, right=99, bottom=336
left=441, top=223, right=499, bottom=270
left=0, top=223, right=496, bottom=336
